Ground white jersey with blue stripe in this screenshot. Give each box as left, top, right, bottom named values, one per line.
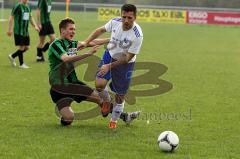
left=104, top=17, right=143, bottom=62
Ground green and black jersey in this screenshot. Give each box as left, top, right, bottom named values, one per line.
left=38, top=0, right=52, bottom=24
left=48, top=38, right=79, bottom=85
left=11, top=2, right=31, bottom=36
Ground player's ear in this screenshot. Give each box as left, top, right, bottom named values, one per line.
left=60, top=28, right=65, bottom=34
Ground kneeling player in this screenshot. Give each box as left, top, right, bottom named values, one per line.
left=48, top=18, right=140, bottom=126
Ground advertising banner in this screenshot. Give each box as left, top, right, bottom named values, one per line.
left=150, top=10, right=186, bottom=24
left=208, top=12, right=240, bottom=25
left=187, top=11, right=208, bottom=24
left=187, top=11, right=240, bottom=25
left=98, top=8, right=120, bottom=21
left=98, top=8, right=187, bottom=24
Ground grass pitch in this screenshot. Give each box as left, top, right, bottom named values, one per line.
left=0, top=9, right=239, bottom=159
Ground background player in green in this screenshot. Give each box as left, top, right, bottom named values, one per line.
left=7, top=0, right=39, bottom=69
left=49, top=18, right=140, bottom=126
left=36, top=0, right=55, bottom=62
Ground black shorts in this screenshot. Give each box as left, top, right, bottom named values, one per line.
left=39, top=22, right=55, bottom=36
left=50, top=81, right=94, bottom=110
left=14, top=34, right=30, bottom=46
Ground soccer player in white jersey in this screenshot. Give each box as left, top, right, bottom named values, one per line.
left=80, top=4, right=143, bottom=129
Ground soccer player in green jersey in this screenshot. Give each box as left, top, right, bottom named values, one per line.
left=49, top=18, right=140, bottom=126
left=7, top=0, right=39, bottom=69
left=36, top=0, right=55, bottom=62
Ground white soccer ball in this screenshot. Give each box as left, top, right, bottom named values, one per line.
left=157, top=131, right=179, bottom=152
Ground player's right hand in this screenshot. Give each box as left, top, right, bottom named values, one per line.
left=7, top=31, right=12, bottom=37
left=38, top=23, right=42, bottom=30
left=35, top=25, right=40, bottom=32
left=77, top=41, right=88, bottom=50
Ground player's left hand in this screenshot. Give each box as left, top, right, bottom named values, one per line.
left=7, top=31, right=12, bottom=37
left=98, top=64, right=110, bottom=77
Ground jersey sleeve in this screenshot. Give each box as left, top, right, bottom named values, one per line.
left=37, top=0, right=43, bottom=8
left=50, top=41, right=67, bottom=59
left=11, top=4, right=19, bottom=16
left=128, top=36, right=143, bottom=54
left=104, top=19, right=113, bottom=32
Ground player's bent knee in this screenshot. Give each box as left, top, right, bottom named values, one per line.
left=115, top=94, right=125, bottom=104
left=25, top=46, right=30, bottom=51
left=19, top=46, right=25, bottom=51
left=95, top=83, right=106, bottom=91
left=95, top=78, right=108, bottom=91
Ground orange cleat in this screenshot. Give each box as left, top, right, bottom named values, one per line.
left=101, top=101, right=111, bottom=117
left=108, top=121, right=117, bottom=129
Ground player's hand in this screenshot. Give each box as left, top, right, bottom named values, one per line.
left=97, top=64, right=110, bottom=77
left=7, top=31, right=12, bottom=37
left=84, top=45, right=99, bottom=56
left=77, top=41, right=88, bottom=50
left=38, top=23, right=42, bottom=30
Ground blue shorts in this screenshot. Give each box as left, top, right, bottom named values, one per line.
left=96, top=50, right=135, bottom=95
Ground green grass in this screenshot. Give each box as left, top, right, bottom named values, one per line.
left=0, top=9, right=240, bottom=159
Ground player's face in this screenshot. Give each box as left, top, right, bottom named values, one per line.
left=62, top=23, right=76, bottom=40
left=121, top=11, right=136, bottom=30
left=22, top=0, right=28, bottom=4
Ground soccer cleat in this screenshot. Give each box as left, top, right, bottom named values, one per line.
left=8, top=54, right=16, bottom=67
left=19, top=63, right=30, bottom=69
left=124, top=111, right=141, bottom=124
left=60, top=117, right=72, bottom=126
left=36, top=56, right=45, bottom=62
left=101, top=101, right=111, bottom=117
left=108, top=120, right=117, bottom=129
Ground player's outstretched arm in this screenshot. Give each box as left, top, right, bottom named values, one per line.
left=91, top=38, right=110, bottom=46
left=61, top=45, right=99, bottom=63
left=36, top=8, right=42, bottom=30
left=78, top=38, right=110, bottom=49
left=78, top=26, right=106, bottom=50
left=30, top=16, right=40, bottom=32
left=7, top=16, right=14, bottom=36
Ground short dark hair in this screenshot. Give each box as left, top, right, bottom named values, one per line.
left=59, top=18, right=75, bottom=33
left=121, top=4, right=137, bottom=16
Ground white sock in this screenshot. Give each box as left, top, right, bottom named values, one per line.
left=111, top=102, right=125, bottom=122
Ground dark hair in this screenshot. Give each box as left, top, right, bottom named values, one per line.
left=121, top=4, right=137, bottom=16
left=59, top=18, right=75, bottom=33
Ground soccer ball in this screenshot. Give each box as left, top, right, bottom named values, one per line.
left=157, top=131, right=179, bottom=152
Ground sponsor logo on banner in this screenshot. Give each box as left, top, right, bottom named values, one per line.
left=187, top=11, right=208, bottom=24
left=98, top=8, right=187, bottom=24
left=98, top=8, right=120, bottom=21
left=150, top=10, right=186, bottom=24
left=137, top=9, right=151, bottom=22
left=187, top=11, right=240, bottom=25
left=208, top=12, right=240, bottom=25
